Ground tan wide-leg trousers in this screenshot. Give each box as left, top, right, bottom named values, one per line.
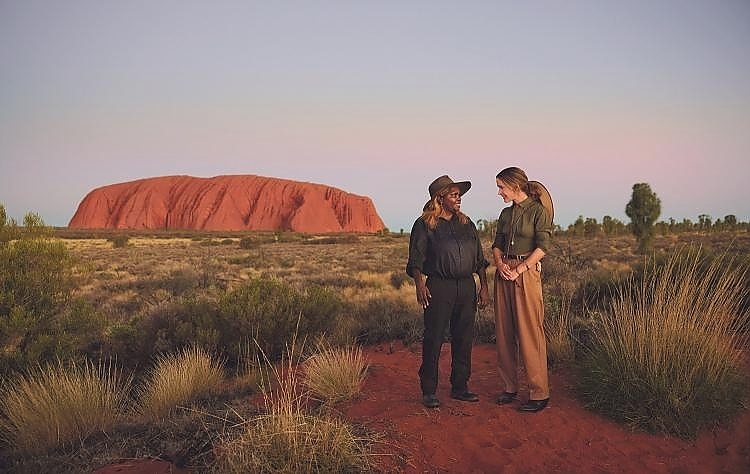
left=494, top=266, right=549, bottom=400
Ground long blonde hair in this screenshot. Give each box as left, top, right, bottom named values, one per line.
left=421, top=186, right=469, bottom=230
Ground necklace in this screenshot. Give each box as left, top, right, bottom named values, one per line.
left=507, top=205, right=525, bottom=251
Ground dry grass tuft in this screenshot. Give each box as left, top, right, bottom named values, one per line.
left=137, top=346, right=224, bottom=420
left=213, top=338, right=375, bottom=473
left=0, top=359, right=130, bottom=454
left=578, top=246, right=749, bottom=438
left=303, top=341, right=368, bottom=404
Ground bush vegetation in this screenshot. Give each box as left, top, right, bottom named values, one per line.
left=0, top=212, right=106, bottom=375
left=214, top=340, right=375, bottom=473
left=576, top=247, right=749, bottom=438
left=0, top=207, right=748, bottom=469
left=303, top=340, right=368, bottom=404
left=0, top=359, right=130, bottom=454
left=137, top=346, right=224, bottom=420
left=107, top=234, right=129, bottom=248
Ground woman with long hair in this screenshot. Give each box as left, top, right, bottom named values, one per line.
left=492, top=167, right=554, bottom=412
left=406, top=175, right=489, bottom=409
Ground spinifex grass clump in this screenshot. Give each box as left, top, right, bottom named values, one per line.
left=137, top=345, right=224, bottom=420
left=0, top=359, right=130, bottom=454
left=303, top=340, right=368, bottom=404
left=577, top=247, right=748, bottom=438
left=214, top=339, right=374, bottom=473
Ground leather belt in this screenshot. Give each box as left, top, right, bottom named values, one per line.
left=504, top=254, right=528, bottom=260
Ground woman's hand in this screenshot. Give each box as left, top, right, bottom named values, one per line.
left=498, top=262, right=516, bottom=281
left=416, top=280, right=431, bottom=309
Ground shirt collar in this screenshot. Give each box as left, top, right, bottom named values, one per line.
left=515, top=197, right=533, bottom=210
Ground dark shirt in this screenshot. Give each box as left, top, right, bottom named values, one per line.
left=407, top=214, right=489, bottom=280
left=491, top=197, right=553, bottom=255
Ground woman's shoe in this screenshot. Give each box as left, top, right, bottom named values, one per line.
left=518, top=398, right=549, bottom=413
left=422, top=394, right=440, bottom=408
left=450, top=390, right=479, bottom=402
left=496, top=392, right=517, bottom=405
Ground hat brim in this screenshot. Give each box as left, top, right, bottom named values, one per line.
left=423, top=181, right=471, bottom=211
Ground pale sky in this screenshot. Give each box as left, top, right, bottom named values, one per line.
left=1, top=0, right=749, bottom=232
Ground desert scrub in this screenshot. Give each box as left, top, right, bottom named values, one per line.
left=215, top=408, right=372, bottom=473
left=576, top=247, right=749, bottom=438
left=217, top=278, right=346, bottom=361
left=214, top=341, right=374, bottom=473
left=0, top=231, right=95, bottom=374
left=389, top=270, right=411, bottom=289
left=137, top=346, right=224, bottom=420
left=107, top=234, right=129, bottom=248
left=0, top=359, right=130, bottom=454
left=353, top=296, right=421, bottom=345
left=303, top=341, right=368, bottom=404
left=543, top=290, right=576, bottom=367
left=302, top=234, right=361, bottom=245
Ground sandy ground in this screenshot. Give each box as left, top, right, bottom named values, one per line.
left=94, top=342, right=750, bottom=473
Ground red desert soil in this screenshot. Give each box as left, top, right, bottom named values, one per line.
left=96, top=343, right=750, bottom=473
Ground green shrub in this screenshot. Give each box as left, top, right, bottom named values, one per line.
left=0, top=205, right=19, bottom=243
left=160, top=268, right=201, bottom=296
left=0, top=238, right=72, bottom=316
left=577, top=247, right=749, bottom=438
left=116, top=279, right=347, bottom=371
left=238, top=237, right=257, bottom=249
left=0, top=298, right=108, bottom=372
left=0, top=234, right=90, bottom=374
left=227, top=253, right=259, bottom=266
left=120, top=297, right=221, bottom=370
left=217, top=279, right=346, bottom=361
left=107, top=235, right=129, bottom=248
left=389, top=271, right=410, bottom=290
left=302, top=234, right=361, bottom=245
left=354, top=297, right=421, bottom=345
left=103, top=322, right=141, bottom=368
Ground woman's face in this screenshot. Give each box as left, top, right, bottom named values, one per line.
left=440, top=186, right=462, bottom=214
left=496, top=178, right=518, bottom=203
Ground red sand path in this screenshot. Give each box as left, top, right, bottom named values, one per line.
left=339, top=343, right=750, bottom=473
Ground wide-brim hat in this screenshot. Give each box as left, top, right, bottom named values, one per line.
left=423, top=175, right=472, bottom=211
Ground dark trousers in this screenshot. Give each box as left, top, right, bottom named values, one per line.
left=419, top=276, right=477, bottom=395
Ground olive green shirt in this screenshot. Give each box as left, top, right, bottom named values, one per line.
left=491, top=197, right=552, bottom=255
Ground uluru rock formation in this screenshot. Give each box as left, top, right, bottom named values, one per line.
left=68, top=175, right=386, bottom=233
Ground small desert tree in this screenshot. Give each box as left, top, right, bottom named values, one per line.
left=0, top=211, right=101, bottom=374
left=0, top=204, right=19, bottom=244
left=625, top=183, right=661, bottom=253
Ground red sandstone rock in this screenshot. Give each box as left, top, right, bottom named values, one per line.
left=68, top=175, right=386, bottom=233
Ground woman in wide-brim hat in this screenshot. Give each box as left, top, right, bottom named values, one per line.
left=422, top=175, right=472, bottom=212
left=406, top=175, right=489, bottom=409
